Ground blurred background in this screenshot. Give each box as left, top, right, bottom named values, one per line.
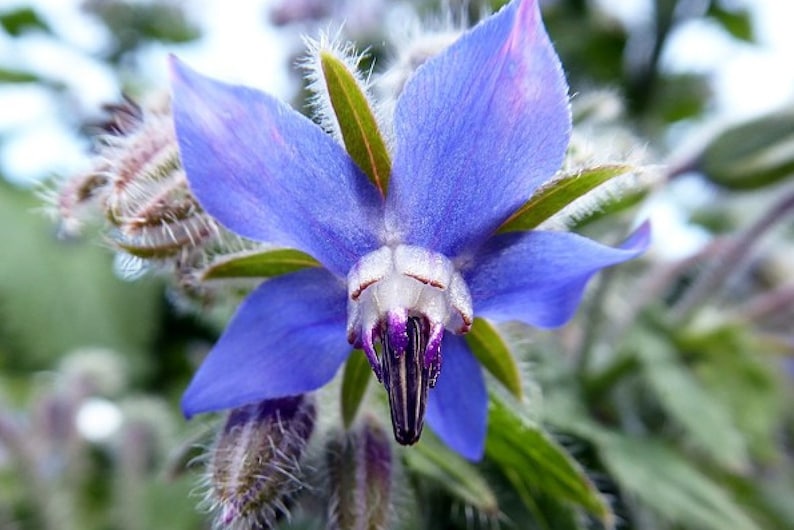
left=1, top=0, right=792, bottom=529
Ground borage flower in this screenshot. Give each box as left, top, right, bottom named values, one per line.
left=171, top=0, right=649, bottom=460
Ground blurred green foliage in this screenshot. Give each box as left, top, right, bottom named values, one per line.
left=0, top=6, right=51, bottom=36
left=0, top=182, right=161, bottom=372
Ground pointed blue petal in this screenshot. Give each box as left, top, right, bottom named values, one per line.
left=386, top=0, right=570, bottom=257
left=181, top=268, right=349, bottom=417
left=426, top=335, right=487, bottom=461
left=170, top=57, right=383, bottom=277
left=467, top=222, right=650, bottom=327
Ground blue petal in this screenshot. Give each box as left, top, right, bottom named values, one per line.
left=466, top=222, right=651, bottom=328
left=170, top=57, right=383, bottom=277
left=386, top=0, right=570, bottom=257
left=181, top=268, right=349, bottom=417
left=426, top=335, right=487, bottom=461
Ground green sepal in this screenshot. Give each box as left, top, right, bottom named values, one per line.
left=116, top=239, right=189, bottom=260
left=201, top=248, right=319, bottom=280
left=486, top=396, right=613, bottom=526
left=405, top=432, right=499, bottom=515
left=499, top=164, right=632, bottom=232
left=568, top=187, right=647, bottom=228
left=320, top=51, right=392, bottom=195
left=698, top=110, right=794, bottom=190
left=465, top=318, right=523, bottom=399
left=340, top=350, right=372, bottom=429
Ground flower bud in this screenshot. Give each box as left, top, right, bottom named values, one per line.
left=326, top=416, right=393, bottom=530
left=205, top=396, right=316, bottom=529
left=53, top=94, right=222, bottom=263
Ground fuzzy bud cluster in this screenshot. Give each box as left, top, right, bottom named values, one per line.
left=205, top=396, right=316, bottom=529
left=52, top=95, right=223, bottom=269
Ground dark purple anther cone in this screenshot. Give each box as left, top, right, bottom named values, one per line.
left=381, top=316, right=437, bottom=445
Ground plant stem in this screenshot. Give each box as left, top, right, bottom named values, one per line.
left=672, top=187, right=794, bottom=322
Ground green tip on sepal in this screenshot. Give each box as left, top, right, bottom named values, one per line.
left=200, top=248, right=319, bottom=280
left=465, top=318, right=523, bottom=399
left=319, top=50, right=392, bottom=196
left=340, top=349, right=372, bottom=428
left=499, top=164, right=634, bottom=232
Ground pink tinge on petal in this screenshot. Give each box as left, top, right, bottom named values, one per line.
left=386, top=0, right=571, bottom=257
left=169, top=56, right=383, bottom=277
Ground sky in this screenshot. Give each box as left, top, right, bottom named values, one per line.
left=0, top=0, right=296, bottom=185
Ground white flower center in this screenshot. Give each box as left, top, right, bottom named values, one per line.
left=346, top=245, right=473, bottom=444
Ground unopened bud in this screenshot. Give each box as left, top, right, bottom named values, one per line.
left=52, top=94, right=222, bottom=262
left=326, top=416, right=393, bottom=530
left=205, top=396, right=316, bottom=529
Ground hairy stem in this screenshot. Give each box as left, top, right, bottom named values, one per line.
left=672, top=188, right=794, bottom=321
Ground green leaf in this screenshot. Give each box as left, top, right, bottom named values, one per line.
left=599, top=435, right=761, bottom=530
left=0, top=7, right=50, bottom=36
left=654, top=73, right=710, bottom=123
left=687, top=327, right=784, bottom=462
left=201, top=248, right=319, bottom=280
left=84, top=2, right=200, bottom=54
left=486, top=396, right=612, bottom=525
left=0, top=68, right=40, bottom=84
left=632, top=330, right=749, bottom=471
left=465, top=318, right=523, bottom=398
left=405, top=432, right=499, bottom=515
left=320, top=51, right=391, bottom=195
left=499, top=164, right=632, bottom=232
left=698, top=110, right=794, bottom=189
left=505, top=487, right=585, bottom=530
left=720, top=472, right=794, bottom=530
left=340, top=350, right=371, bottom=428
left=707, top=5, right=754, bottom=43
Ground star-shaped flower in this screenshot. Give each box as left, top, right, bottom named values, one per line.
left=171, top=0, right=649, bottom=460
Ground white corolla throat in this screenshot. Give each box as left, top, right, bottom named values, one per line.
left=346, top=244, right=473, bottom=444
